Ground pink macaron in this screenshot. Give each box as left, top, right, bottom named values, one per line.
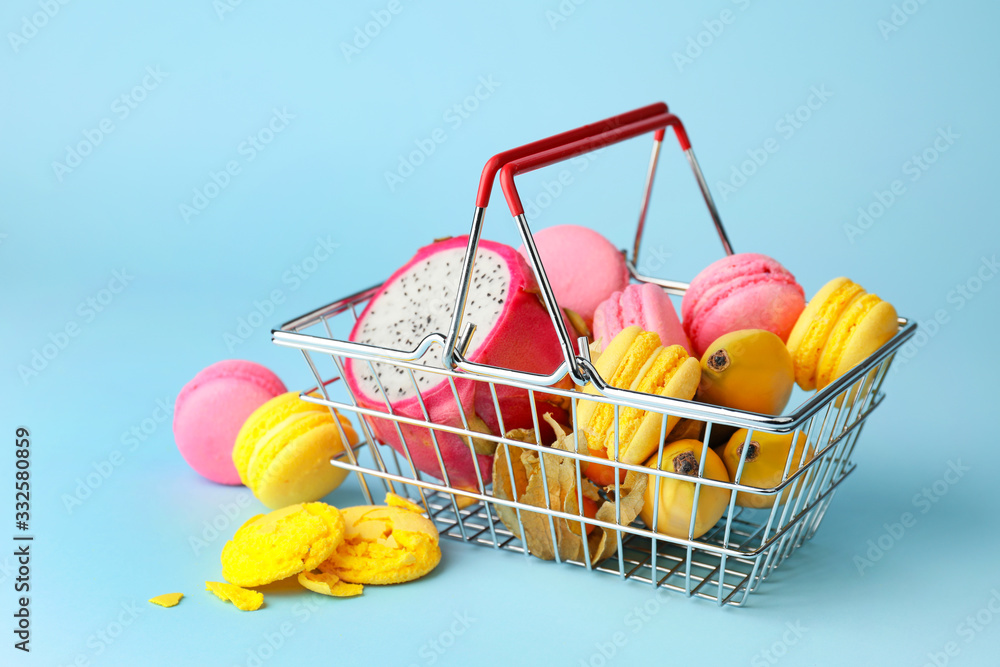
left=681, top=253, right=806, bottom=358
left=593, top=283, right=693, bottom=355
left=517, top=224, right=629, bottom=325
left=173, top=360, right=287, bottom=485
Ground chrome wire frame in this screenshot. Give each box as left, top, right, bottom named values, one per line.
left=274, top=281, right=914, bottom=607
left=273, top=123, right=914, bottom=606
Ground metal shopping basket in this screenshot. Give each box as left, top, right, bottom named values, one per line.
left=272, top=103, right=917, bottom=606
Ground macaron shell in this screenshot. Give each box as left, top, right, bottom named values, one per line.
left=785, top=277, right=850, bottom=354
left=618, top=355, right=700, bottom=465
left=682, top=254, right=805, bottom=357
left=320, top=505, right=441, bottom=585
left=173, top=360, right=287, bottom=485
left=233, top=392, right=320, bottom=484
left=822, top=300, right=898, bottom=388
left=594, top=283, right=692, bottom=354
left=221, top=502, right=345, bottom=587
left=788, top=279, right=864, bottom=390
left=605, top=344, right=681, bottom=460
left=681, top=253, right=798, bottom=322
left=575, top=326, right=646, bottom=446
left=518, top=225, right=629, bottom=324
left=245, top=410, right=334, bottom=490
left=583, top=331, right=661, bottom=444
left=686, top=277, right=805, bottom=357
left=254, top=418, right=357, bottom=510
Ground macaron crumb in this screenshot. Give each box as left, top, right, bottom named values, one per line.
left=205, top=581, right=264, bottom=611
left=385, top=492, right=425, bottom=514
left=149, top=593, right=183, bottom=608
left=297, top=570, right=364, bottom=598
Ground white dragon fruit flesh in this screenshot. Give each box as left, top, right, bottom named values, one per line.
left=344, top=236, right=571, bottom=488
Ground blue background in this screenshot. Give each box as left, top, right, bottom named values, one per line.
left=3, top=0, right=999, bottom=665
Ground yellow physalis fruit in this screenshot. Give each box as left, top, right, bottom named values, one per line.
left=698, top=329, right=795, bottom=415
left=149, top=593, right=183, bottom=608
left=205, top=581, right=263, bottom=611
left=721, top=429, right=814, bottom=508
left=640, top=440, right=731, bottom=540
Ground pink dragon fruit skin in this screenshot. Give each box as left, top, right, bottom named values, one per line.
left=344, top=236, right=571, bottom=488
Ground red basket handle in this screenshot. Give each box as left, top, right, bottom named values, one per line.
left=499, top=112, right=688, bottom=216
left=474, top=103, right=668, bottom=208
left=445, top=106, right=728, bottom=387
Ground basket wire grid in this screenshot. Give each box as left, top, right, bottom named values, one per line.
left=273, top=105, right=917, bottom=606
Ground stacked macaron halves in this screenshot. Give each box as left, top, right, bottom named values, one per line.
left=681, top=253, right=806, bottom=358
left=576, top=326, right=700, bottom=468
left=593, top=282, right=692, bottom=355
left=786, top=277, right=898, bottom=391
left=518, top=224, right=630, bottom=326
left=233, top=392, right=358, bottom=509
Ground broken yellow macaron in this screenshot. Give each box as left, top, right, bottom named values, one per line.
left=576, top=326, right=701, bottom=467
left=786, top=278, right=898, bottom=391
left=318, top=497, right=440, bottom=585
left=149, top=593, right=183, bottom=608
left=221, top=502, right=345, bottom=587
left=297, top=570, right=364, bottom=598
left=206, top=581, right=263, bottom=611
left=233, top=392, right=358, bottom=509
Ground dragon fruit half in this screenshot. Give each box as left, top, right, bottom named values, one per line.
left=344, top=236, right=571, bottom=488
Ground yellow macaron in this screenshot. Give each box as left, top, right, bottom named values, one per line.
left=233, top=392, right=357, bottom=509
left=576, top=326, right=701, bottom=467
left=786, top=278, right=897, bottom=391
left=317, top=502, right=441, bottom=586
left=221, top=502, right=346, bottom=587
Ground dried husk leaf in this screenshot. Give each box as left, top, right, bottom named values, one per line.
left=583, top=470, right=647, bottom=563
left=518, top=454, right=581, bottom=561
left=491, top=438, right=531, bottom=538
left=468, top=413, right=499, bottom=456
left=491, top=414, right=646, bottom=564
